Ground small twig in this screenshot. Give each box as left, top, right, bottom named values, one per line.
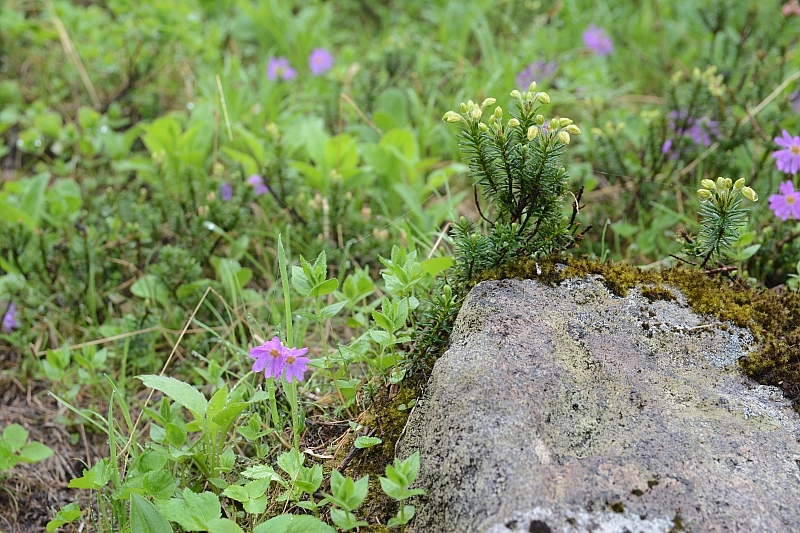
left=340, top=93, right=382, bottom=134
left=216, top=75, right=234, bottom=142
left=669, top=253, right=698, bottom=266
left=474, top=186, right=493, bottom=225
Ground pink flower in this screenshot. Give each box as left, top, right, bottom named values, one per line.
left=267, top=57, right=297, bottom=81
left=773, top=130, right=800, bottom=175
left=283, top=347, right=310, bottom=383
left=768, top=181, right=800, bottom=221
left=582, top=24, right=613, bottom=56
left=248, top=175, right=268, bottom=196
left=2, top=303, right=17, bottom=332
left=783, top=0, right=800, bottom=16
left=250, top=336, right=287, bottom=379
left=309, top=48, right=334, bottom=76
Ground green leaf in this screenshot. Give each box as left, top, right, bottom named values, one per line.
left=2, top=424, right=28, bottom=453
left=387, top=504, right=416, bottom=527
left=252, top=514, right=335, bottom=533
left=46, top=502, right=82, bottom=533
left=291, top=265, right=313, bottom=296
left=143, top=470, right=176, bottom=500
left=242, top=494, right=268, bottom=514
left=420, top=256, right=453, bottom=277
left=310, top=278, right=338, bottom=297
left=207, top=518, right=245, bottom=533
left=18, top=441, right=53, bottom=463
left=354, top=436, right=382, bottom=449
left=158, top=489, right=221, bottom=531
left=137, top=375, right=208, bottom=420
left=222, top=485, right=249, bottom=503
left=68, top=459, right=112, bottom=489
left=318, top=300, right=348, bottom=321
left=131, top=275, right=170, bottom=307
left=130, top=493, right=173, bottom=533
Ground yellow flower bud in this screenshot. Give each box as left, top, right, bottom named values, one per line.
left=716, top=177, right=732, bottom=190
left=442, top=111, right=461, bottom=123
left=493, top=106, right=503, bottom=119
left=558, top=130, right=571, bottom=144
left=510, top=90, right=521, bottom=99
left=527, top=125, right=539, bottom=141
left=741, top=187, right=758, bottom=202
left=482, top=98, right=497, bottom=108
left=528, top=81, right=537, bottom=93
left=558, top=118, right=573, bottom=127
left=535, top=114, right=545, bottom=125
left=538, top=92, right=551, bottom=104
left=470, top=108, right=483, bottom=120
left=459, top=102, right=468, bottom=113
left=701, top=179, right=716, bottom=190
left=733, top=178, right=745, bottom=190
left=565, top=124, right=581, bottom=135
left=508, top=118, right=520, bottom=128
left=549, top=118, right=560, bottom=130
left=697, top=189, right=712, bottom=200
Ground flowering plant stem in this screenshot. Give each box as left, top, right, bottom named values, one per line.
left=277, top=235, right=301, bottom=449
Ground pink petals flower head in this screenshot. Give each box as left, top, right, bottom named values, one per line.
left=309, top=48, right=334, bottom=76
left=769, top=181, right=800, bottom=221
left=267, top=57, right=296, bottom=81
left=773, top=130, right=800, bottom=175
left=248, top=175, right=268, bottom=196
left=283, top=347, right=310, bottom=383
left=582, top=24, right=613, bottom=56
left=2, top=303, right=17, bottom=332
left=249, top=336, right=310, bottom=382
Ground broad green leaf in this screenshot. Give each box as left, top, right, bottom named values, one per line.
left=354, top=436, right=382, bottom=449
left=222, top=485, right=249, bottom=502
left=143, top=470, right=176, bottom=500
left=131, top=275, right=170, bottom=307
left=158, top=489, right=220, bottom=531
left=207, top=518, right=245, bottom=533
left=420, top=256, right=453, bottom=277
left=318, top=300, right=347, bottom=321
left=46, top=502, right=82, bottom=533
left=130, top=493, right=173, bottom=533
left=2, top=424, right=28, bottom=452
left=68, top=459, right=112, bottom=489
left=310, top=278, right=338, bottom=297
left=18, top=441, right=53, bottom=463
left=253, top=514, right=335, bottom=533
left=137, top=375, right=208, bottom=420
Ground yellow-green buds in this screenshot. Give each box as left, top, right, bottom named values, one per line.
left=558, top=118, right=573, bottom=127
left=697, top=189, right=712, bottom=200
left=701, top=179, right=716, bottom=191
left=482, top=97, right=497, bottom=108
left=558, top=130, right=571, bottom=145
left=493, top=106, right=503, bottom=119
left=565, top=124, right=581, bottom=135
left=442, top=111, right=461, bottom=123
left=733, top=178, right=746, bottom=190
left=478, top=122, right=489, bottom=132
left=508, top=118, right=520, bottom=128
left=549, top=118, right=560, bottom=130
left=742, top=187, right=758, bottom=202
left=537, top=92, right=550, bottom=104
left=527, top=125, right=539, bottom=141
left=510, top=90, right=521, bottom=99
left=528, top=81, right=537, bottom=93
left=716, top=177, right=732, bottom=191
left=535, top=114, right=545, bottom=125
left=470, top=108, right=483, bottom=120
left=459, top=102, right=469, bottom=113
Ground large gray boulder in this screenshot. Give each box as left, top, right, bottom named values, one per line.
left=398, top=276, right=800, bottom=533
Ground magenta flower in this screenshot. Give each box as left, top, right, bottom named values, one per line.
left=515, top=61, right=558, bottom=91
left=2, top=303, right=17, bottom=332
left=250, top=336, right=288, bottom=379
left=248, top=175, right=269, bottom=196
left=219, top=182, right=232, bottom=201
left=283, top=347, right=310, bottom=383
left=267, top=57, right=297, bottom=81
left=768, top=181, right=800, bottom=221
left=309, top=48, right=334, bottom=76
left=773, top=130, right=800, bottom=175
left=582, top=24, right=613, bottom=56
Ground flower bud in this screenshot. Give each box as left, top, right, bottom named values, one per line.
left=733, top=178, right=745, bottom=190
left=558, top=118, right=573, bottom=127
left=508, top=118, right=520, bottom=128
left=470, top=108, right=483, bottom=120
left=701, top=179, right=716, bottom=190
left=535, top=114, right=545, bottom=125
left=493, top=106, right=503, bottom=119
left=716, top=177, right=732, bottom=191
left=442, top=111, right=461, bottom=123
left=528, top=81, right=537, bottom=93
left=565, top=124, right=581, bottom=135
left=697, top=189, right=712, bottom=200
left=558, top=130, right=571, bottom=144
left=527, top=125, right=539, bottom=141
left=459, top=102, right=468, bottom=113
left=549, top=118, right=560, bottom=130
left=537, top=92, right=550, bottom=104
left=478, top=122, right=489, bottom=132
left=482, top=97, right=497, bottom=108
left=741, top=187, right=758, bottom=202
left=510, top=90, right=521, bottom=99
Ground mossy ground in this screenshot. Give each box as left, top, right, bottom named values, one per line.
left=480, top=255, right=800, bottom=410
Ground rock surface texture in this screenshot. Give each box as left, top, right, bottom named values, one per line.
left=397, top=276, right=800, bottom=533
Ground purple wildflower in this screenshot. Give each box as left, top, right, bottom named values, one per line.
left=515, top=61, right=558, bottom=91
left=789, top=89, right=800, bottom=114
left=661, top=139, right=673, bottom=155
left=773, top=130, right=800, bottom=175
left=247, top=175, right=269, bottom=196
left=283, top=347, right=310, bottom=383
left=267, top=57, right=297, bottom=81
left=769, top=181, right=800, bottom=221
left=662, top=110, right=718, bottom=159
left=309, top=48, right=334, bottom=76
left=582, top=24, right=613, bottom=56
left=219, top=182, right=232, bottom=201
left=250, top=336, right=288, bottom=379
left=686, top=117, right=719, bottom=147
left=2, top=303, right=17, bottom=332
